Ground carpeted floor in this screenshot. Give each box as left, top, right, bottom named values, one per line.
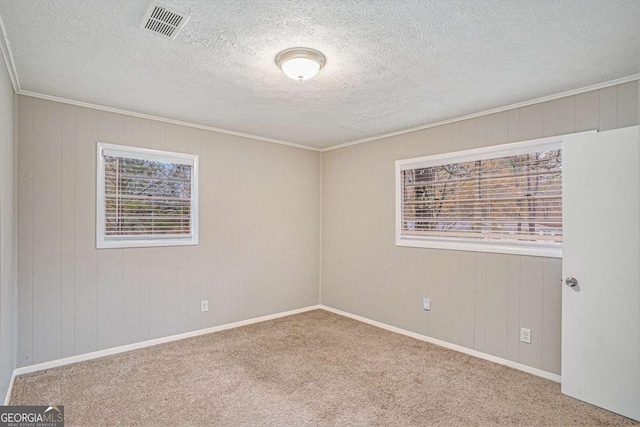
left=10, top=309, right=639, bottom=426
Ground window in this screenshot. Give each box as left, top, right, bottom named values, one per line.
left=396, top=138, right=562, bottom=257
left=96, top=143, right=198, bottom=249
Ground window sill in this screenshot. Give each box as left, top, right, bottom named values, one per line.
left=396, top=235, right=562, bottom=258
left=97, top=237, right=198, bottom=249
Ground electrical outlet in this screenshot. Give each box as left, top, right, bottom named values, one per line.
left=201, top=300, right=208, bottom=312
left=520, top=327, right=531, bottom=344
left=422, top=297, right=431, bottom=311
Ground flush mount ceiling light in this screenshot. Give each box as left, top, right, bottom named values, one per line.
left=275, top=47, right=326, bottom=81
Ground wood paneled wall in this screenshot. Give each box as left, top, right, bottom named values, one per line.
left=15, top=81, right=640, bottom=373
left=321, top=81, right=640, bottom=375
left=0, top=55, right=16, bottom=400
left=17, top=96, right=321, bottom=367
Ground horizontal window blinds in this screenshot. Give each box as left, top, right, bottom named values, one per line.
left=103, top=154, right=193, bottom=239
left=401, top=149, right=562, bottom=243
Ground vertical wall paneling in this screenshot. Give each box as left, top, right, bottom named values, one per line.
left=459, top=119, right=476, bottom=151
left=474, top=253, right=487, bottom=353
left=320, top=82, right=640, bottom=375
left=575, top=91, right=600, bottom=132
left=138, top=246, right=151, bottom=341
left=162, top=246, right=179, bottom=336
left=449, top=122, right=462, bottom=152
left=225, top=118, right=320, bottom=335
left=96, top=111, right=125, bottom=350
left=17, top=95, right=320, bottom=366
left=185, top=127, right=202, bottom=332
left=517, top=257, right=544, bottom=369
left=507, top=109, right=520, bottom=143
left=473, top=116, right=487, bottom=148
left=73, top=107, right=98, bottom=356
left=95, top=249, right=123, bottom=350
left=229, top=137, right=252, bottom=322
left=170, top=128, right=188, bottom=328
left=60, top=104, right=76, bottom=358
left=148, top=241, right=165, bottom=338
left=506, top=255, right=521, bottom=362
left=458, top=251, right=476, bottom=350
left=16, top=81, right=639, bottom=371
left=240, top=138, right=269, bottom=320
left=448, top=251, right=462, bottom=345
left=429, top=126, right=443, bottom=154
left=122, top=115, right=142, bottom=345
left=417, top=128, right=437, bottom=156
left=542, top=258, right=562, bottom=374
left=374, top=254, right=393, bottom=328
left=319, top=150, right=346, bottom=312
left=148, top=121, right=166, bottom=339
left=0, top=63, right=16, bottom=400
left=486, top=112, right=509, bottom=146
left=163, top=124, right=183, bottom=336
left=199, top=131, right=220, bottom=327
left=518, top=104, right=543, bottom=141
left=385, top=250, right=408, bottom=330
left=137, top=119, right=153, bottom=341
left=177, top=245, right=188, bottom=333
left=436, top=251, right=452, bottom=341
left=122, top=248, right=139, bottom=345
left=618, top=81, right=640, bottom=128
left=484, top=254, right=509, bottom=359
left=599, top=86, right=618, bottom=131
left=438, top=122, right=461, bottom=153
left=343, top=145, right=382, bottom=321
left=32, top=99, right=62, bottom=364
left=542, top=96, right=575, bottom=137
left=418, top=249, right=438, bottom=338
left=17, top=97, right=33, bottom=366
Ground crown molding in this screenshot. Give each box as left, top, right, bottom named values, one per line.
left=0, top=12, right=19, bottom=92
left=14, top=74, right=640, bottom=153
left=0, top=6, right=637, bottom=153
left=17, top=90, right=321, bottom=152
left=321, top=73, right=640, bottom=152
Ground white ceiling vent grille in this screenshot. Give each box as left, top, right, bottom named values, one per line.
left=141, top=3, right=190, bottom=39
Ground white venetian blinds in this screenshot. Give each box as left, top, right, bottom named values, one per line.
left=97, top=143, right=198, bottom=248
left=400, top=143, right=562, bottom=243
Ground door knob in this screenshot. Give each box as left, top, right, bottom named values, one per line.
left=565, top=277, right=578, bottom=287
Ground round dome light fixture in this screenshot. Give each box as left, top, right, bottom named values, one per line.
left=275, top=47, right=326, bottom=81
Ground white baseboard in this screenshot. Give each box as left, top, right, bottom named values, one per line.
left=319, top=305, right=561, bottom=383
left=4, top=304, right=321, bottom=403
left=4, top=302, right=560, bottom=405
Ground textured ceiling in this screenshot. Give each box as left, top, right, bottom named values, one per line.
left=0, top=0, right=639, bottom=149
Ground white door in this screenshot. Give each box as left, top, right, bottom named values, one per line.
left=562, top=125, right=640, bottom=421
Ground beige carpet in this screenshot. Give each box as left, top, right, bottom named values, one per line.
left=10, top=310, right=638, bottom=426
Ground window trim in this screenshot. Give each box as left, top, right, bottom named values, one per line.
left=395, top=132, right=593, bottom=258
left=96, top=142, right=199, bottom=249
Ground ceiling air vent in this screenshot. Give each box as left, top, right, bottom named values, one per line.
left=140, top=3, right=190, bottom=39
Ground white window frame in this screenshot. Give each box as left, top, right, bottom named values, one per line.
left=395, top=133, right=584, bottom=258
left=96, top=142, right=199, bottom=249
